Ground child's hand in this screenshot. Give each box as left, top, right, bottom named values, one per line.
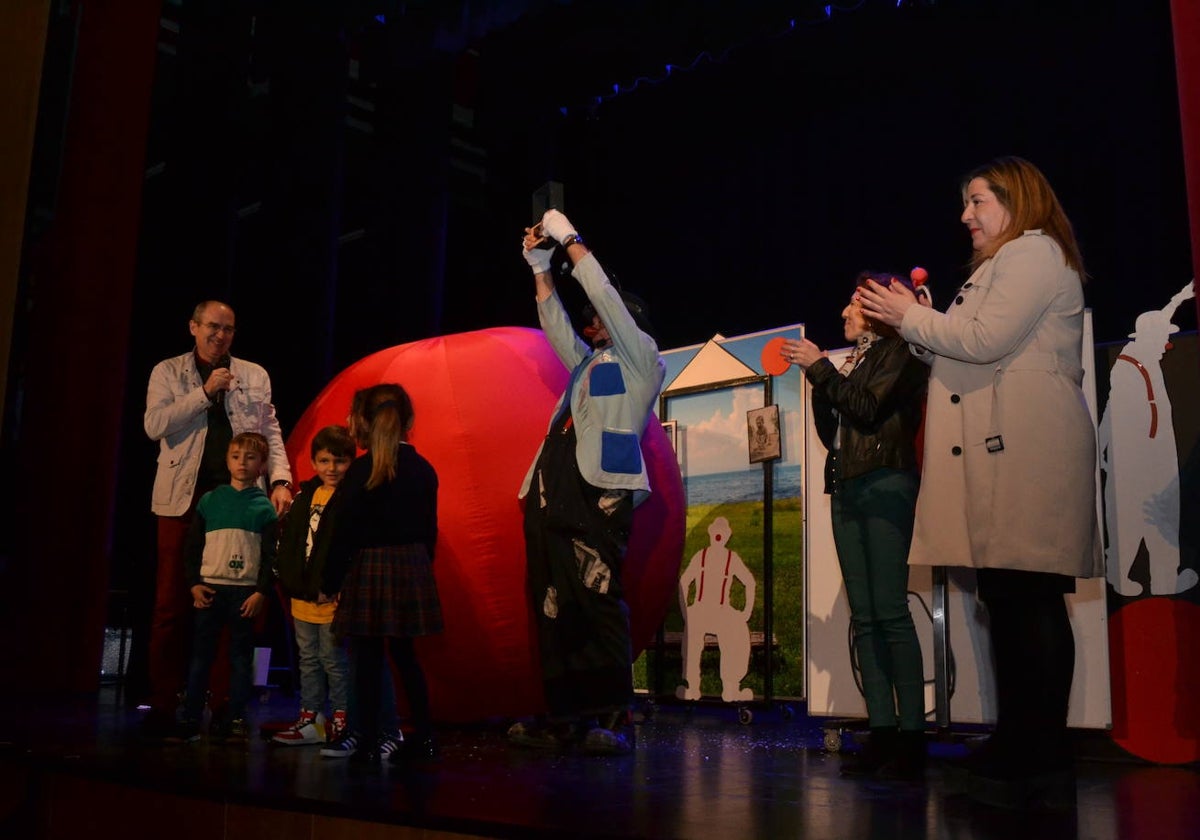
left=191, top=584, right=215, bottom=609
left=241, top=591, right=266, bottom=618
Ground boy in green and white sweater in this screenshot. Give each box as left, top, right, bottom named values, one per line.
left=169, top=432, right=278, bottom=743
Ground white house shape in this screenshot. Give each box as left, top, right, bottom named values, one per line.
left=666, top=336, right=759, bottom=391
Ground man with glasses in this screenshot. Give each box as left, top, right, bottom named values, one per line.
left=142, top=300, right=294, bottom=737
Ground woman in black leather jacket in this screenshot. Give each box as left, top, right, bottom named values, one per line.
left=782, top=270, right=930, bottom=780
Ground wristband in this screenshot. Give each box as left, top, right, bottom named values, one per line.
left=561, top=233, right=584, bottom=249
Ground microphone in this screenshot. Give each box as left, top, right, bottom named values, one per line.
left=910, top=266, right=933, bottom=307
left=214, top=354, right=231, bottom=406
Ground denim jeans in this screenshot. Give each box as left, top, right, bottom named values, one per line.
left=182, top=585, right=256, bottom=722
left=293, top=617, right=349, bottom=714
left=830, top=468, right=925, bottom=731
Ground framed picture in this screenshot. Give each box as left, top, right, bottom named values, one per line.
left=747, top=404, right=781, bottom=464
left=661, top=419, right=678, bottom=454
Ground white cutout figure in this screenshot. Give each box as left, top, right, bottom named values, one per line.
left=1099, top=281, right=1197, bottom=596
left=676, top=517, right=757, bottom=702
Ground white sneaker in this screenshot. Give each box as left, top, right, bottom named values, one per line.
left=272, top=710, right=325, bottom=746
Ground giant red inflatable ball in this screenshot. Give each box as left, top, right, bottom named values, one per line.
left=285, top=326, right=686, bottom=722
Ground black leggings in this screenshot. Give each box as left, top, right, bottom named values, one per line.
left=352, top=636, right=430, bottom=743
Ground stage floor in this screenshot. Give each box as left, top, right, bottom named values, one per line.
left=2, top=686, right=1198, bottom=839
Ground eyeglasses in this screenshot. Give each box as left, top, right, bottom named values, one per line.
left=197, top=321, right=236, bottom=335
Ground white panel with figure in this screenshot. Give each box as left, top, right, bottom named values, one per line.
left=676, top=516, right=757, bottom=702
left=1100, top=282, right=1197, bottom=596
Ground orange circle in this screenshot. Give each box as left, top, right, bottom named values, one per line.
left=762, top=336, right=792, bottom=376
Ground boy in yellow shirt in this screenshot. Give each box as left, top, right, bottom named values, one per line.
left=272, top=426, right=355, bottom=745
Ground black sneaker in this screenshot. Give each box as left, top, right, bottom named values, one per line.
left=320, top=730, right=360, bottom=759
left=377, top=732, right=404, bottom=762
left=840, top=727, right=897, bottom=777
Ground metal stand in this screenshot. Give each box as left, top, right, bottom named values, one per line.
left=931, top=566, right=951, bottom=729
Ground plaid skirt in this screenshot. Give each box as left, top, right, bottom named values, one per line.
left=332, top=544, right=444, bottom=639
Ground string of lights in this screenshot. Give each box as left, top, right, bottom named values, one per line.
left=565, top=0, right=943, bottom=115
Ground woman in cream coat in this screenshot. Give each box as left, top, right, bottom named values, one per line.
left=859, top=157, right=1102, bottom=809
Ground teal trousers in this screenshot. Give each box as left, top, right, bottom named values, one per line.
left=830, top=468, right=925, bottom=731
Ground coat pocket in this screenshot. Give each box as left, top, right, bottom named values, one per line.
left=151, top=455, right=182, bottom=507
left=600, top=429, right=642, bottom=475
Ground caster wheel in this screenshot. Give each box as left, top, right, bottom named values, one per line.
left=738, top=707, right=754, bottom=725
left=823, top=728, right=843, bottom=753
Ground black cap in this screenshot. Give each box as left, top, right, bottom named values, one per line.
left=582, top=291, right=658, bottom=344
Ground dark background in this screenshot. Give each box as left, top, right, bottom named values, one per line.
left=12, top=0, right=1195, bottom=700
left=116, top=0, right=1193, bottom=430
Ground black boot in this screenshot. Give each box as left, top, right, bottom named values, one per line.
left=840, top=727, right=896, bottom=777
left=942, top=732, right=1006, bottom=792
left=875, top=729, right=927, bottom=781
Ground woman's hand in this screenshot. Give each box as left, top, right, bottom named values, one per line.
left=857, top=278, right=917, bottom=330
left=781, top=337, right=825, bottom=370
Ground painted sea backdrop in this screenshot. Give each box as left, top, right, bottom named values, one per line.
left=682, top=463, right=801, bottom=506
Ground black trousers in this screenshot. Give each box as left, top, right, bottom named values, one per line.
left=523, top=423, right=634, bottom=720
left=976, top=568, right=1076, bottom=768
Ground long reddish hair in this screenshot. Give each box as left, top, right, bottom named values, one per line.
left=961, top=156, right=1086, bottom=279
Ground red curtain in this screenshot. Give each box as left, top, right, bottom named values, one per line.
left=8, top=0, right=160, bottom=692
left=1171, top=0, right=1200, bottom=326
